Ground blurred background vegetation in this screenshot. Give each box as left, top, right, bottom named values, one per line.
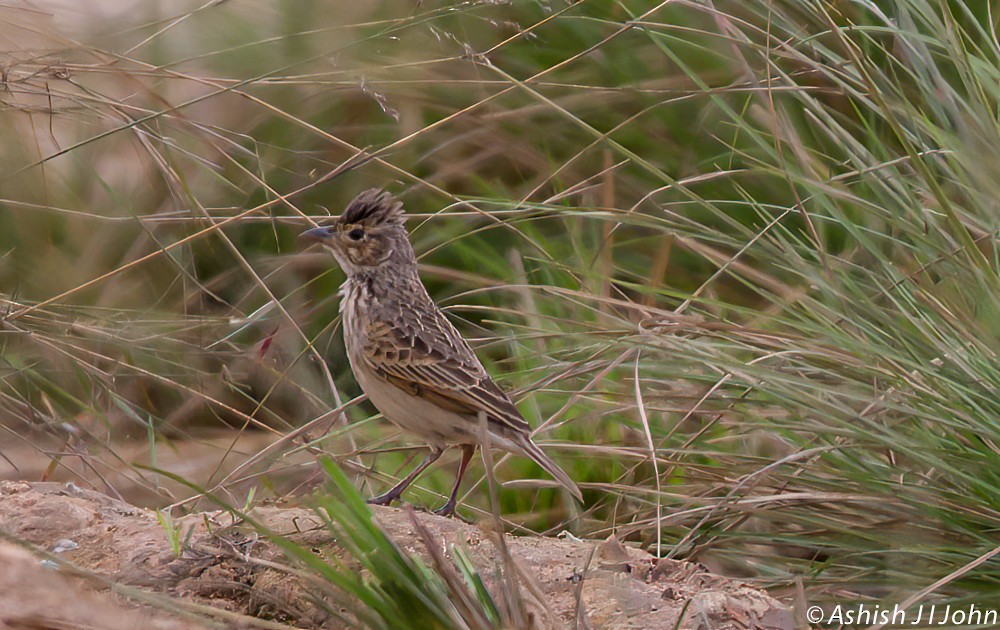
left=1, top=0, right=999, bottom=621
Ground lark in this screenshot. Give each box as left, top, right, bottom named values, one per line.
left=302, top=189, right=582, bottom=516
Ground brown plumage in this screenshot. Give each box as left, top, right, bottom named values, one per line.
left=302, top=189, right=581, bottom=515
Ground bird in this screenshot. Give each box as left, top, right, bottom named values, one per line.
left=301, top=189, right=582, bottom=516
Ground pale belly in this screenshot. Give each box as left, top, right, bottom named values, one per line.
left=348, top=352, right=521, bottom=453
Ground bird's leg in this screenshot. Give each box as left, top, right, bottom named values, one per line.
left=434, top=444, right=476, bottom=517
left=368, top=446, right=443, bottom=506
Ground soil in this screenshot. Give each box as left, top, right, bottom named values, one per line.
left=0, top=481, right=793, bottom=629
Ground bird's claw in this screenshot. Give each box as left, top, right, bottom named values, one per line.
left=366, top=493, right=400, bottom=507
left=432, top=501, right=456, bottom=517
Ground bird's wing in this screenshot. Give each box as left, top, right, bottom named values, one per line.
left=361, top=306, right=531, bottom=437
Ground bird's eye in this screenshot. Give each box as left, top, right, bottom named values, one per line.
left=348, top=228, right=365, bottom=241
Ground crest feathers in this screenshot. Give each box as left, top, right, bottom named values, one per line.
left=340, top=189, right=405, bottom=227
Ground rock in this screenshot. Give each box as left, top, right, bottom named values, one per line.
left=0, top=481, right=792, bottom=629
left=0, top=543, right=207, bottom=630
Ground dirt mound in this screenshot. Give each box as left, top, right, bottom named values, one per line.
left=0, top=481, right=792, bottom=629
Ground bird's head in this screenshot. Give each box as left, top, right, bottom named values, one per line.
left=301, top=189, right=415, bottom=275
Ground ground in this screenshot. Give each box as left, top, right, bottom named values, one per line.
left=0, top=481, right=793, bottom=629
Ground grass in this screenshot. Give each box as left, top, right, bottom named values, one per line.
left=274, top=459, right=511, bottom=629
left=2, top=0, right=1000, bottom=625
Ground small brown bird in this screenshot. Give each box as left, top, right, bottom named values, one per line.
left=302, top=189, right=582, bottom=515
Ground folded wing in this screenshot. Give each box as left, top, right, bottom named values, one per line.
left=361, top=307, right=531, bottom=439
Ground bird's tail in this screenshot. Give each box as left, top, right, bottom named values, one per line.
left=516, top=437, right=583, bottom=502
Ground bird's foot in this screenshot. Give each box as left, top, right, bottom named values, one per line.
left=366, top=491, right=401, bottom=507
left=408, top=500, right=471, bottom=522
left=432, top=500, right=456, bottom=517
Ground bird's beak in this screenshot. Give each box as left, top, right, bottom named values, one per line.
left=300, top=226, right=334, bottom=243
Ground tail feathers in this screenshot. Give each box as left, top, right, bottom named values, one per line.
left=518, top=438, right=582, bottom=502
